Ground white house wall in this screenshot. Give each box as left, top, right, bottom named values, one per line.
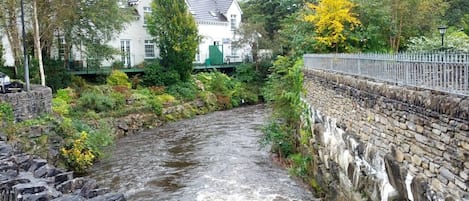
left=1, top=0, right=248, bottom=68
left=197, top=22, right=231, bottom=63
left=1, top=35, right=15, bottom=66
left=102, top=0, right=156, bottom=67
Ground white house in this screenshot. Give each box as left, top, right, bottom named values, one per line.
left=1, top=0, right=247, bottom=68
left=97, top=0, right=247, bottom=67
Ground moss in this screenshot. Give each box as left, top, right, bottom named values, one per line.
left=164, top=114, right=176, bottom=121
left=310, top=178, right=323, bottom=194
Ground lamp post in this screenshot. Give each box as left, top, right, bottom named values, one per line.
left=438, top=26, right=447, bottom=48
left=20, top=0, right=30, bottom=91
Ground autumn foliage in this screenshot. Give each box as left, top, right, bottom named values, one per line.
left=304, top=0, right=360, bottom=49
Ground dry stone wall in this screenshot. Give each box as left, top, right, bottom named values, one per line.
left=303, top=69, right=468, bottom=201
left=0, top=86, right=52, bottom=121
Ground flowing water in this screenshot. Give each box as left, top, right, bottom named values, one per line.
left=89, top=105, right=316, bottom=201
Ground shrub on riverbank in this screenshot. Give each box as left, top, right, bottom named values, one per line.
left=261, top=56, right=323, bottom=194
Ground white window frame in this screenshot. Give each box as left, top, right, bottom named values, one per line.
left=143, top=7, right=152, bottom=26
left=121, top=40, right=131, bottom=67
left=144, top=40, right=156, bottom=59
left=230, top=14, right=237, bottom=30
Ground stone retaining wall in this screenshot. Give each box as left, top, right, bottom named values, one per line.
left=303, top=69, right=468, bottom=201
left=0, top=86, right=52, bottom=121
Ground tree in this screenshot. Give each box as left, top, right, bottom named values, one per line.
left=31, top=0, right=45, bottom=86
left=304, top=0, right=361, bottom=52
left=53, top=0, right=132, bottom=68
left=278, top=11, right=317, bottom=56
left=353, top=0, right=448, bottom=52
left=0, top=0, right=22, bottom=76
left=240, top=0, right=308, bottom=54
left=147, top=0, right=199, bottom=81
left=233, top=22, right=268, bottom=69
left=407, top=30, right=469, bottom=52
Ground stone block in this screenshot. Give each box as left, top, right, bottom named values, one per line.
left=432, top=123, right=443, bottom=131
left=440, top=167, right=456, bottom=182
left=395, top=149, right=405, bottom=162
left=410, top=145, right=425, bottom=155
left=440, top=134, right=451, bottom=144
left=416, top=125, right=424, bottom=133
left=433, top=141, right=447, bottom=151
left=29, top=159, right=47, bottom=172
left=401, top=143, right=410, bottom=153
left=455, top=177, right=467, bottom=191
left=407, top=121, right=417, bottom=131
left=414, top=133, right=430, bottom=145
left=421, top=161, right=429, bottom=169
left=461, top=141, right=469, bottom=151
left=412, top=155, right=423, bottom=166
left=431, top=178, right=444, bottom=192
left=431, top=148, right=443, bottom=157
left=400, top=122, right=408, bottom=130
left=424, top=169, right=436, bottom=177
left=437, top=174, right=449, bottom=185
left=432, top=128, right=442, bottom=135
left=460, top=170, right=468, bottom=180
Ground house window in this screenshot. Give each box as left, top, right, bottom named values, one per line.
left=231, top=46, right=237, bottom=56
left=144, top=40, right=156, bottom=58
left=121, top=40, right=131, bottom=67
left=58, top=36, right=66, bottom=60
left=143, top=7, right=152, bottom=25
left=230, top=14, right=237, bottom=30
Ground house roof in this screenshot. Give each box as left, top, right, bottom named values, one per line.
left=187, top=0, right=235, bottom=22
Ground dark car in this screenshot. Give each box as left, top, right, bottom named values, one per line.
left=0, top=72, right=23, bottom=93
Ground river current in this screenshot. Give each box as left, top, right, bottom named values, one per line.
left=89, top=105, right=316, bottom=201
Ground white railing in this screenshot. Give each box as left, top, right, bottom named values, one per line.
left=304, top=52, right=469, bottom=96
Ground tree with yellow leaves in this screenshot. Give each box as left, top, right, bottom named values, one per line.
left=304, top=0, right=361, bottom=52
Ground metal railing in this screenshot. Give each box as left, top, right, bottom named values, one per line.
left=304, top=52, right=469, bottom=96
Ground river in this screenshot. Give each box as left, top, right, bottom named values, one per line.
left=89, top=104, right=317, bottom=201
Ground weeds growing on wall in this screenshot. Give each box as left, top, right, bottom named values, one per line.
left=261, top=56, right=325, bottom=194
left=262, top=56, right=305, bottom=158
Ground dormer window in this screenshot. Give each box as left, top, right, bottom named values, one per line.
left=209, top=11, right=218, bottom=17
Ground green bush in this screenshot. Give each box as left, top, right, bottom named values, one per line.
left=61, top=131, right=95, bottom=173
left=55, top=88, right=74, bottom=103
left=106, top=70, right=131, bottom=88
left=77, top=90, right=119, bottom=113
left=44, top=59, right=71, bottom=92
left=166, top=81, right=198, bottom=101
left=0, top=102, right=14, bottom=123
left=288, top=153, right=311, bottom=178
left=148, top=98, right=163, bottom=115
left=233, top=63, right=260, bottom=83
left=156, top=94, right=176, bottom=105
left=82, top=120, right=114, bottom=158
left=142, top=61, right=180, bottom=86
left=261, top=121, right=295, bottom=158
left=52, top=98, right=70, bottom=116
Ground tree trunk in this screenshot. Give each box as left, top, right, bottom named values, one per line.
left=3, top=0, right=23, bottom=77
left=32, top=0, right=45, bottom=86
